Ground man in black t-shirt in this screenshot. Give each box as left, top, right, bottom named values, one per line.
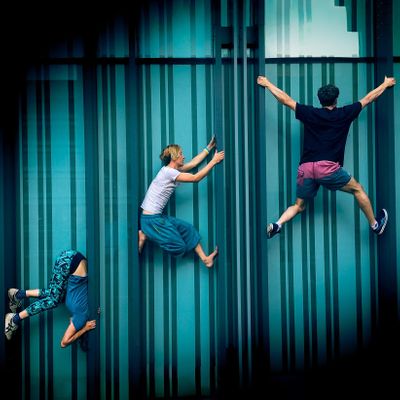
left=257, top=75, right=396, bottom=239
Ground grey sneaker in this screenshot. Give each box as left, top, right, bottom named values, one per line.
left=8, top=288, right=22, bottom=313
left=5, top=313, right=18, bottom=340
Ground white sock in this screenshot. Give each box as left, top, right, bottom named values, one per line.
left=276, top=222, right=282, bottom=230
left=371, top=221, right=378, bottom=230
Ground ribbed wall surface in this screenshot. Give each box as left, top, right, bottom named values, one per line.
left=15, top=61, right=140, bottom=399
left=1, top=1, right=399, bottom=399
left=393, top=0, right=400, bottom=320
left=261, top=61, right=379, bottom=367
left=17, top=67, right=88, bottom=400
left=136, top=63, right=218, bottom=398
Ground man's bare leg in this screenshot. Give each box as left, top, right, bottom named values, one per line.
left=267, top=198, right=306, bottom=239
left=277, top=198, right=307, bottom=225
left=194, top=243, right=218, bottom=268
left=340, top=177, right=376, bottom=225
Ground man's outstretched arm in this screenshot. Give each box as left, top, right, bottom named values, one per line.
left=257, top=76, right=297, bottom=111
left=359, top=76, right=396, bottom=109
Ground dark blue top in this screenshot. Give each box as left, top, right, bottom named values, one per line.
left=295, top=102, right=362, bottom=166
left=69, top=251, right=86, bottom=274
left=65, top=274, right=89, bottom=331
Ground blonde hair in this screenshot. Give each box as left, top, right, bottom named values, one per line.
left=160, top=144, right=181, bottom=165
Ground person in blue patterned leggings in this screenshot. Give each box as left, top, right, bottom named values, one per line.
left=4, top=249, right=96, bottom=348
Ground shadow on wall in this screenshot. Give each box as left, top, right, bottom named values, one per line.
left=0, top=3, right=127, bottom=126
left=214, top=322, right=400, bottom=399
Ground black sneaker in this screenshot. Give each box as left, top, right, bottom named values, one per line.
left=372, top=209, right=388, bottom=235
left=266, top=223, right=281, bottom=239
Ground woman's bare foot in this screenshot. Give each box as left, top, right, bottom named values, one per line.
left=203, top=246, right=218, bottom=268
left=138, top=230, right=147, bottom=254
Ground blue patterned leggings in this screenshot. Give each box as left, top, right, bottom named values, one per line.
left=25, top=250, right=77, bottom=317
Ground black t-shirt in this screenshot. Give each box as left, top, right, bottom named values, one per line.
left=295, top=102, right=362, bottom=166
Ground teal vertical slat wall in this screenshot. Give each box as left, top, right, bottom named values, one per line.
left=394, top=0, right=400, bottom=320
left=395, top=65, right=400, bottom=319
left=2, top=0, right=399, bottom=399
left=137, top=62, right=217, bottom=398
left=137, top=1, right=218, bottom=397
left=16, top=47, right=142, bottom=400
left=17, top=65, right=89, bottom=400
left=262, top=61, right=378, bottom=370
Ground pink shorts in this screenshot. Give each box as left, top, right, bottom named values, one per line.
left=296, top=161, right=351, bottom=199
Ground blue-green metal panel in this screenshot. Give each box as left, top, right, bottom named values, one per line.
left=17, top=61, right=140, bottom=399
left=18, top=66, right=88, bottom=400
left=262, top=61, right=378, bottom=369
left=94, top=63, right=133, bottom=399
left=138, top=0, right=213, bottom=58
left=137, top=62, right=217, bottom=397
left=395, top=62, right=400, bottom=319
left=264, top=0, right=362, bottom=57
left=4, top=0, right=399, bottom=399
left=338, top=0, right=374, bottom=57
left=395, top=0, right=400, bottom=55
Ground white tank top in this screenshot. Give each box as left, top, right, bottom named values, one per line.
left=141, top=166, right=181, bottom=214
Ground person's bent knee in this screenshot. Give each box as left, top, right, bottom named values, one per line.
left=342, top=177, right=364, bottom=194
left=356, top=183, right=366, bottom=194
left=298, top=203, right=306, bottom=213
left=295, top=199, right=306, bottom=213
left=348, top=183, right=365, bottom=196
left=164, top=241, right=187, bottom=257
left=169, top=248, right=186, bottom=257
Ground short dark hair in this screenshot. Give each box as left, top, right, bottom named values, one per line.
left=317, top=84, right=339, bottom=107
